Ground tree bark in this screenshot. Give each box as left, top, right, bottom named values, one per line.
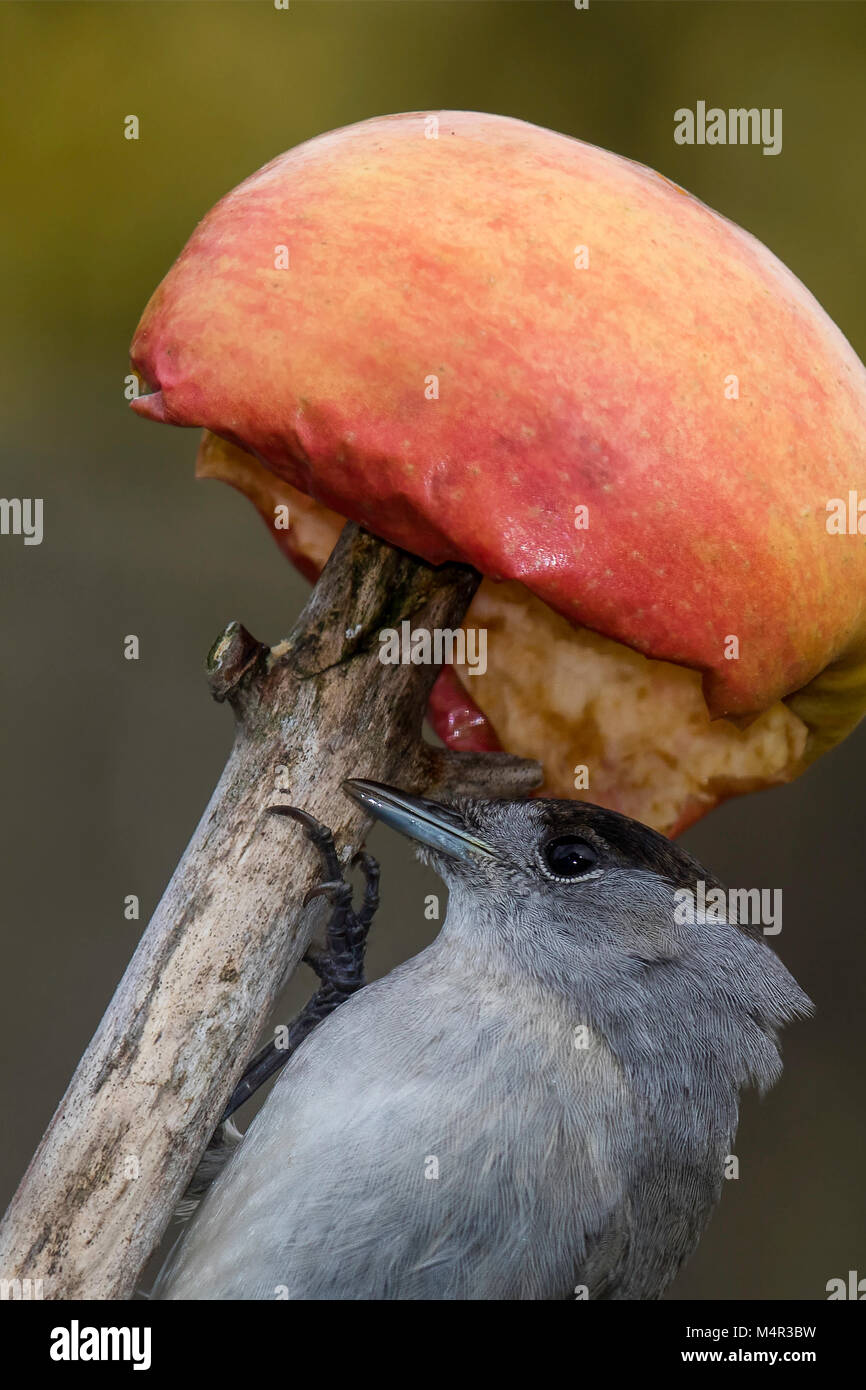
left=0, top=523, right=540, bottom=1299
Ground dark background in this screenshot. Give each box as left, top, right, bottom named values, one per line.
left=1, top=0, right=863, bottom=1299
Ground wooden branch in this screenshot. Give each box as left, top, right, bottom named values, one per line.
left=0, top=524, right=540, bottom=1299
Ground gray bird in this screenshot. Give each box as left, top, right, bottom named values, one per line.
left=156, top=780, right=811, bottom=1301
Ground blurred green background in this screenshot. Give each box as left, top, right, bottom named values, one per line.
left=1, top=0, right=864, bottom=1300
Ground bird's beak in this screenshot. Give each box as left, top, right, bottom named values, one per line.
left=343, top=780, right=495, bottom=862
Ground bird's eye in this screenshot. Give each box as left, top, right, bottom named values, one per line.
left=540, top=835, right=599, bottom=881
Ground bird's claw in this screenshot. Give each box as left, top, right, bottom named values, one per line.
left=303, top=879, right=352, bottom=909
left=220, top=801, right=380, bottom=1123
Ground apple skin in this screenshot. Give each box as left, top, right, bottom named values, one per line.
left=131, top=111, right=866, bottom=770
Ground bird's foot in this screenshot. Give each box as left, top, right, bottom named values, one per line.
left=220, top=803, right=378, bottom=1121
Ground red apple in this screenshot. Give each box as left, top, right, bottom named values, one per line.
left=131, top=112, right=866, bottom=833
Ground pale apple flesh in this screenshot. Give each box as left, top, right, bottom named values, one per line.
left=196, top=431, right=808, bottom=836
left=455, top=581, right=807, bottom=836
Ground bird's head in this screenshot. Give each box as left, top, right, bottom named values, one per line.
left=343, top=779, right=811, bottom=1096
